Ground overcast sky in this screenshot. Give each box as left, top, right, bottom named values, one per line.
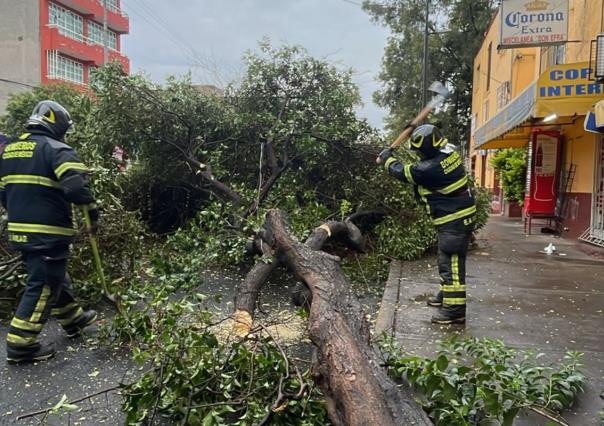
left=119, top=0, right=390, bottom=128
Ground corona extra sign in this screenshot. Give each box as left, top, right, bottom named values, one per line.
left=500, top=0, right=568, bottom=48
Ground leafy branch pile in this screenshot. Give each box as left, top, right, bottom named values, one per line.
left=381, top=336, right=585, bottom=426
left=103, top=278, right=328, bottom=426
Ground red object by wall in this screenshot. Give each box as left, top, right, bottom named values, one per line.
left=524, top=130, right=562, bottom=216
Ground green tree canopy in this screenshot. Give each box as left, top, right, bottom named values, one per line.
left=363, top=0, right=496, bottom=153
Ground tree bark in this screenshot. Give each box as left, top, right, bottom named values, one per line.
left=247, top=209, right=432, bottom=426
left=234, top=218, right=365, bottom=327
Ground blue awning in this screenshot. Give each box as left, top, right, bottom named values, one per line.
left=474, top=81, right=536, bottom=149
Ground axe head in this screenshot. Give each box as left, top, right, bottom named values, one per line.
left=428, top=81, right=449, bottom=97
left=427, top=81, right=450, bottom=108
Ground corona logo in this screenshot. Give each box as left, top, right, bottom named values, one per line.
left=525, top=0, right=549, bottom=12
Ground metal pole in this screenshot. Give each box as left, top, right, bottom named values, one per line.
left=103, top=0, right=108, bottom=65
left=421, top=0, right=430, bottom=110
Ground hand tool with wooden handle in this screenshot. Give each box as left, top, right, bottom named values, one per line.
left=376, top=81, right=450, bottom=164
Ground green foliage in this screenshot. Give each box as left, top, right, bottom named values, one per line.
left=470, top=177, right=491, bottom=233
left=363, top=0, right=497, bottom=153
left=0, top=83, right=152, bottom=306
left=0, top=84, right=92, bottom=138
left=380, top=336, right=585, bottom=425
left=490, top=148, right=527, bottom=205
left=111, top=279, right=328, bottom=425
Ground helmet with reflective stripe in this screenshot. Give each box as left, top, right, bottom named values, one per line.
left=409, top=124, right=447, bottom=159
left=26, top=100, right=73, bottom=141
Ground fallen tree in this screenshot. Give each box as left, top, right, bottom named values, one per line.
left=235, top=209, right=431, bottom=426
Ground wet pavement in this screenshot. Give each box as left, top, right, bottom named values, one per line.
left=0, top=268, right=304, bottom=425
left=376, top=215, right=604, bottom=425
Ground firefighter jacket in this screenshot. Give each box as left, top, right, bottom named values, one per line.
left=385, top=148, right=476, bottom=232
left=0, top=131, right=96, bottom=251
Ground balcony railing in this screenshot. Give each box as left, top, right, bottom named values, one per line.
left=53, top=0, right=129, bottom=33
left=47, top=24, right=119, bottom=52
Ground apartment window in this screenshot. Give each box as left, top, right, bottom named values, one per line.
left=47, top=51, right=84, bottom=84
left=553, top=45, right=565, bottom=65
left=496, top=81, right=511, bottom=110
left=475, top=65, right=481, bottom=92
left=483, top=99, right=490, bottom=123
left=48, top=2, right=84, bottom=42
left=486, top=42, right=492, bottom=91
left=105, top=0, right=120, bottom=14
left=88, top=21, right=118, bottom=50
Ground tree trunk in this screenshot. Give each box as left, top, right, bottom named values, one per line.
left=254, top=209, right=432, bottom=426
left=233, top=218, right=365, bottom=331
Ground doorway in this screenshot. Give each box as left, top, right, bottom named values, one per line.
left=581, top=137, right=604, bottom=246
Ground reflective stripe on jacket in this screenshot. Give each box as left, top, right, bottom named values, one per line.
left=0, top=132, right=96, bottom=250
left=385, top=149, right=476, bottom=232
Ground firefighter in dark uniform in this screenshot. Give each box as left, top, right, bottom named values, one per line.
left=0, top=101, right=98, bottom=363
left=378, top=124, right=475, bottom=324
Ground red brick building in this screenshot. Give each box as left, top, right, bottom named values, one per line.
left=0, top=0, right=130, bottom=111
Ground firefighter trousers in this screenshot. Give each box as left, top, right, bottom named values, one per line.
left=437, top=230, right=471, bottom=312
left=7, top=245, right=85, bottom=354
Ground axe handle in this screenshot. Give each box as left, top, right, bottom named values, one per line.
left=390, top=103, right=433, bottom=151
left=376, top=92, right=446, bottom=164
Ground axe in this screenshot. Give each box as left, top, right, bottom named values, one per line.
left=376, top=81, right=451, bottom=164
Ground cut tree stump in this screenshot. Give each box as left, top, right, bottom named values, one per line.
left=236, top=209, right=432, bottom=426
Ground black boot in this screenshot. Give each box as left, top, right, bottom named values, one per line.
left=7, top=343, right=56, bottom=364
left=431, top=306, right=465, bottom=324
left=64, top=310, right=98, bottom=338
left=427, top=291, right=443, bottom=307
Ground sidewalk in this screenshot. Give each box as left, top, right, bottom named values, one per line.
left=376, top=215, right=604, bottom=425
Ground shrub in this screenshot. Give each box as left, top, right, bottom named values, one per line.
left=490, top=148, right=527, bottom=205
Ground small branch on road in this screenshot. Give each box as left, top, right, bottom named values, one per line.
left=16, top=386, right=120, bottom=421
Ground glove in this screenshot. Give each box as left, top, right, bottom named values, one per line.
left=80, top=204, right=99, bottom=236
left=377, top=148, right=394, bottom=164
left=88, top=207, right=100, bottom=223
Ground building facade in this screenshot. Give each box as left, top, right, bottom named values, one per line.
left=0, top=0, right=129, bottom=112
left=470, top=0, right=604, bottom=246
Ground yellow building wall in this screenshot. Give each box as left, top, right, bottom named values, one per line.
left=470, top=1, right=604, bottom=192
left=565, top=0, right=604, bottom=63
left=562, top=121, right=597, bottom=193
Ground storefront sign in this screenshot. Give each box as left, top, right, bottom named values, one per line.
left=535, top=62, right=604, bottom=117
left=500, top=0, right=568, bottom=48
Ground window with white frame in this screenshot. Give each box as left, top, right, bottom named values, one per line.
left=48, top=2, right=84, bottom=42
left=496, top=81, right=511, bottom=111
left=88, top=21, right=118, bottom=50
left=105, top=0, right=120, bottom=14
left=47, top=51, right=85, bottom=84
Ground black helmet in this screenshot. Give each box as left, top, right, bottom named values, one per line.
left=409, top=124, right=447, bottom=159
left=26, top=100, right=73, bottom=140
